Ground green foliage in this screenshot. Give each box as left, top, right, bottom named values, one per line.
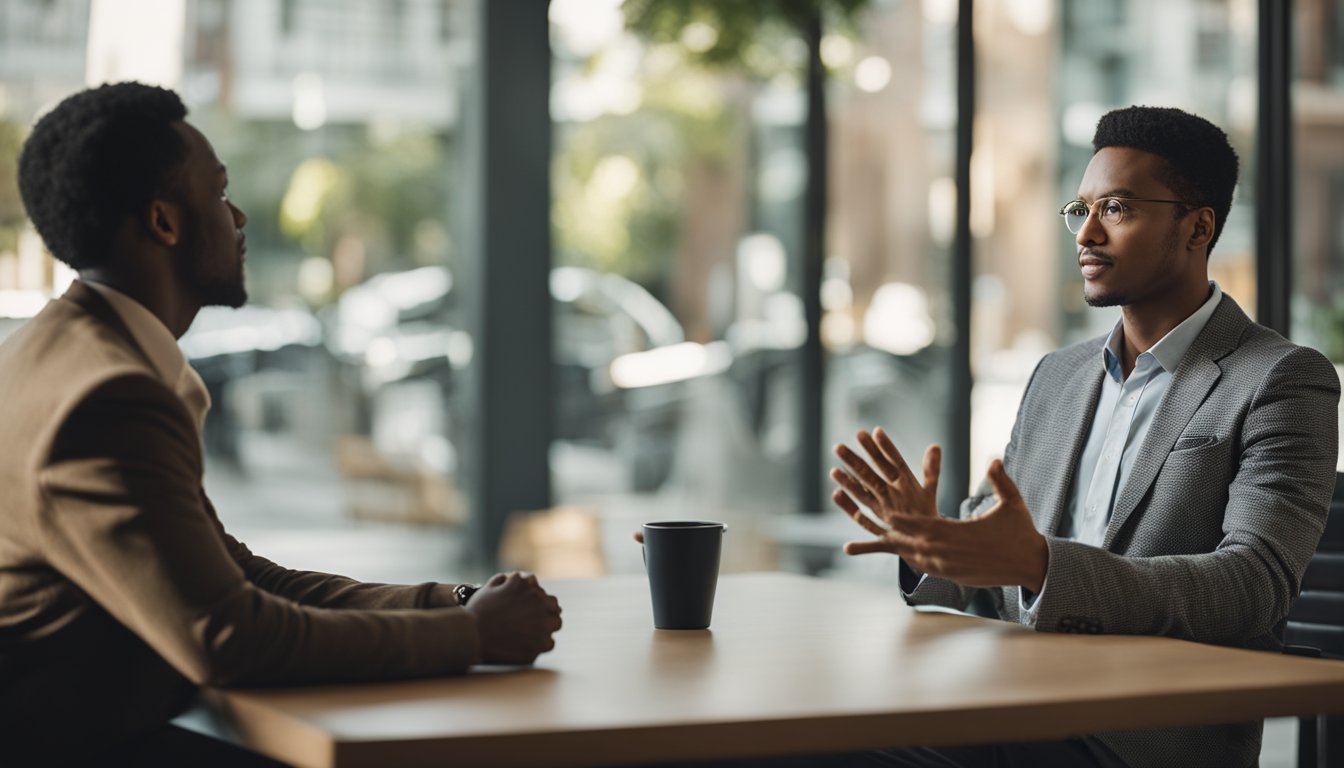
left=623, top=0, right=869, bottom=77
left=553, top=41, right=743, bottom=284
left=198, top=110, right=453, bottom=303
left=554, top=0, right=873, bottom=286
left=1306, top=298, right=1344, bottom=363
left=0, top=120, right=27, bottom=254
left=554, top=114, right=685, bottom=280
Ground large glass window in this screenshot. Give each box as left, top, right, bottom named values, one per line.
left=1291, top=0, right=1344, bottom=471
left=187, top=0, right=472, bottom=581
left=971, top=0, right=1257, bottom=481
left=1, top=0, right=1324, bottom=596
left=819, top=0, right=958, bottom=575
left=0, top=0, right=473, bottom=584
left=544, top=1, right=959, bottom=577
left=547, top=1, right=808, bottom=574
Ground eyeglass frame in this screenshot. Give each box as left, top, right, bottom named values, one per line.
left=1058, top=196, right=1203, bottom=235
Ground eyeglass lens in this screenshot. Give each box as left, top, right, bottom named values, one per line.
left=1061, top=199, right=1123, bottom=234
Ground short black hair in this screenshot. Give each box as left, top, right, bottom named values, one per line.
left=1092, top=105, right=1239, bottom=255
left=17, top=82, right=189, bottom=270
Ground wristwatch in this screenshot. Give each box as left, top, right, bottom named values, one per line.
left=454, top=583, right=482, bottom=606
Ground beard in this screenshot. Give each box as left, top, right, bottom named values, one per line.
left=198, top=258, right=248, bottom=309
left=1084, top=288, right=1125, bottom=308
left=1081, top=226, right=1182, bottom=309
left=180, top=211, right=248, bottom=309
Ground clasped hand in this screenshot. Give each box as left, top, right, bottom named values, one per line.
left=829, top=428, right=1048, bottom=593
left=466, top=571, right=563, bottom=665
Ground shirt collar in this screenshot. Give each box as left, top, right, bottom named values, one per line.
left=81, top=280, right=188, bottom=388
left=1101, top=281, right=1223, bottom=381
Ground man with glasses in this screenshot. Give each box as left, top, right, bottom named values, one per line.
left=831, top=106, right=1339, bottom=767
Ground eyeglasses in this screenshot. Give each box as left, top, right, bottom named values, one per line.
left=1059, top=196, right=1197, bottom=235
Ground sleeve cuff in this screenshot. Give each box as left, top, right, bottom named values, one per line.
left=898, top=559, right=927, bottom=596
left=1018, top=574, right=1047, bottom=627
left=421, top=582, right=468, bottom=608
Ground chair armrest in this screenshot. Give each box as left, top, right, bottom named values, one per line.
left=1284, top=643, right=1324, bottom=658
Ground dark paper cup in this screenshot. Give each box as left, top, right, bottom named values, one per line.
left=643, top=521, right=726, bottom=630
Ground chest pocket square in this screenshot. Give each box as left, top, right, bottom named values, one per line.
left=1173, top=435, right=1220, bottom=451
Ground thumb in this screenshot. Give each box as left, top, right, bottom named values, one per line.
left=986, top=459, right=1023, bottom=506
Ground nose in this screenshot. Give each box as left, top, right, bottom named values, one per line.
left=230, top=200, right=248, bottom=229
left=1075, top=207, right=1105, bottom=248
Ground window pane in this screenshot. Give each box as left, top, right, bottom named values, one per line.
left=545, top=1, right=959, bottom=578
left=548, top=4, right=840, bottom=574
left=0, top=0, right=474, bottom=583
left=972, top=0, right=1257, bottom=482
left=1291, top=0, right=1344, bottom=471
left=190, top=0, right=471, bottom=580
left=824, top=1, right=958, bottom=525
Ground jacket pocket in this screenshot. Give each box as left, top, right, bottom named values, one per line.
left=1172, top=434, right=1221, bottom=452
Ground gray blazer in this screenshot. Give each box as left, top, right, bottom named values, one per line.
left=905, top=294, right=1340, bottom=768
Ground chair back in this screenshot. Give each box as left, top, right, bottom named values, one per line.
left=1286, top=475, right=1344, bottom=659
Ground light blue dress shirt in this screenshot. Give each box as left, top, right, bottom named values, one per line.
left=1018, top=281, right=1224, bottom=624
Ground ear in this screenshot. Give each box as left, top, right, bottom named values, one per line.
left=1187, top=208, right=1215, bottom=251
left=144, top=199, right=183, bottom=247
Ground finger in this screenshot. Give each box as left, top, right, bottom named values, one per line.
left=829, top=467, right=880, bottom=510
left=870, top=427, right=917, bottom=482
left=841, top=529, right=927, bottom=558
left=834, top=443, right=893, bottom=497
left=921, top=444, right=942, bottom=498
left=858, top=429, right=905, bottom=483
left=831, top=489, right=886, bottom=536
left=985, top=459, right=1022, bottom=505
left=842, top=539, right=903, bottom=556
left=632, top=530, right=645, bottom=544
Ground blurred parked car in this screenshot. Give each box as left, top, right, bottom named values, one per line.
left=325, top=265, right=698, bottom=491
left=180, top=304, right=325, bottom=464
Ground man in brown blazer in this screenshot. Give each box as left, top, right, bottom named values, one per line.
left=0, top=83, right=562, bottom=764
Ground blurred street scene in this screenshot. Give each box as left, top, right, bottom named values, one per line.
left=1, top=0, right=1341, bottom=594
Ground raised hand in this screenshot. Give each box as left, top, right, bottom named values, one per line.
left=465, top=571, right=563, bottom=665
left=830, top=427, right=941, bottom=529
left=829, top=431, right=1049, bottom=592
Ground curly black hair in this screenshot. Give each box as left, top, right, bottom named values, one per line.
left=1092, top=106, right=1239, bottom=255
left=17, top=82, right=189, bottom=270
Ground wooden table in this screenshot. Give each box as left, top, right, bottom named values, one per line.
left=185, top=572, right=1344, bottom=767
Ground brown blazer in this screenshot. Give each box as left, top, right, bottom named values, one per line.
left=0, top=282, right=480, bottom=761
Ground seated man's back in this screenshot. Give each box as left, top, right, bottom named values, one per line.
left=0, top=82, right=562, bottom=764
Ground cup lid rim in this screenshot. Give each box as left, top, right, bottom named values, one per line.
left=643, top=520, right=726, bottom=529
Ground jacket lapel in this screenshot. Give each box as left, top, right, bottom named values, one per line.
left=1101, top=295, right=1250, bottom=549
left=1035, top=352, right=1106, bottom=538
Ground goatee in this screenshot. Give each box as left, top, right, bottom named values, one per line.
left=1084, top=291, right=1125, bottom=308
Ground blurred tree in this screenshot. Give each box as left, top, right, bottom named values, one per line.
left=0, top=121, right=26, bottom=256
left=622, top=0, right=872, bottom=512
left=623, top=0, right=867, bottom=75
left=552, top=57, right=738, bottom=283
left=199, top=110, right=453, bottom=305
